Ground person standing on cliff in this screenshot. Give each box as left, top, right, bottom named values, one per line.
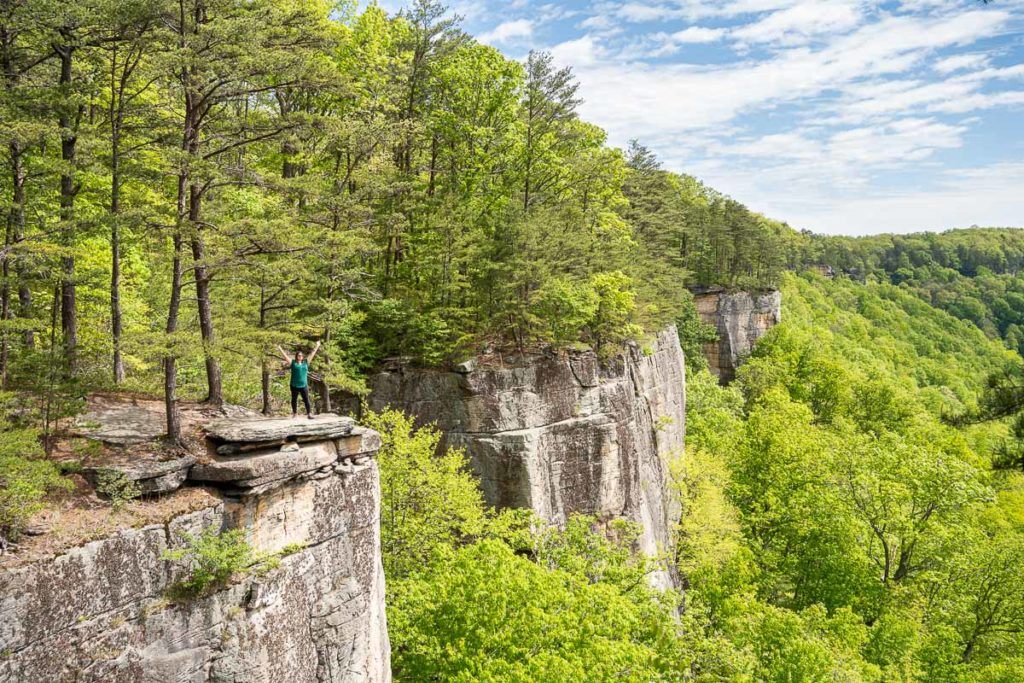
left=276, top=341, right=320, bottom=419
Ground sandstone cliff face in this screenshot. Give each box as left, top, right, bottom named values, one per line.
left=365, top=326, right=686, bottom=590
left=693, top=288, right=782, bottom=383
left=0, top=418, right=389, bottom=683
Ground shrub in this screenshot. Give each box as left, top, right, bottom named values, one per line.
left=0, top=454, right=69, bottom=549
left=530, top=277, right=599, bottom=345
left=95, top=469, right=141, bottom=508
left=164, top=529, right=258, bottom=599
left=0, top=393, right=71, bottom=549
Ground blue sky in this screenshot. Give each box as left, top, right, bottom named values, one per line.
left=376, top=0, right=1024, bottom=235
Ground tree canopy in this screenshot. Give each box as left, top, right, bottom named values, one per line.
left=0, top=0, right=789, bottom=439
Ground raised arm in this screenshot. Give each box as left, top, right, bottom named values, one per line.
left=276, top=344, right=292, bottom=364
left=307, top=340, right=322, bottom=363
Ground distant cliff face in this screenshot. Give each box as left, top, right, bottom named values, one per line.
left=694, top=289, right=782, bottom=383
left=0, top=416, right=390, bottom=683
left=365, top=326, right=686, bottom=591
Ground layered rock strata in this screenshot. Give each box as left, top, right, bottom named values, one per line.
left=693, top=287, right=782, bottom=383
left=363, top=326, right=686, bottom=590
left=0, top=415, right=390, bottom=683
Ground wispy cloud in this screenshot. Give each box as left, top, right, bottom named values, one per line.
left=478, top=18, right=534, bottom=45
left=451, top=0, right=1023, bottom=233
left=731, top=0, right=864, bottom=46
left=672, top=26, right=727, bottom=43
left=934, top=53, right=991, bottom=74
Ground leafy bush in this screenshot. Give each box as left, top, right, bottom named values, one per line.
left=675, top=297, right=719, bottom=373
left=0, top=454, right=70, bottom=549
left=363, top=408, right=493, bottom=580
left=530, top=277, right=599, bottom=345
left=0, top=393, right=71, bottom=548
left=94, top=469, right=141, bottom=508
left=588, top=270, right=644, bottom=354
left=163, top=529, right=258, bottom=599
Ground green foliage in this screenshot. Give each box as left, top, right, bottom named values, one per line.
left=163, top=529, right=258, bottom=599
left=94, top=469, right=141, bottom=509
left=0, top=394, right=70, bottom=547
left=809, top=228, right=1024, bottom=355
left=530, top=277, right=599, bottom=346
left=278, top=542, right=308, bottom=557
left=390, top=537, right=685, bottom=682
left=588, top=270, right=644, bottom=353
left=363, top=408, right=491, bottom=579
left=675, top=296, right=719, bottom=373
left=676, top=272, right=1024, bottom=681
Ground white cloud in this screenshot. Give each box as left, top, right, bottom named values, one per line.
left=934, top=53, right=990, bottom=74
left=823, top=62, right=1024, bottom=123
left=778, top=162, right=1024, bottom=235
left=580, top=14, right=614, bottom=30
left=479, top=18, right=533, bottom=45
left=929, top=90, right=1024, bottom=114
left=827, top=118, right=965, bottom=164
left=615, top=2, right=687, bottom=22
left=567, top=9, right=1010, bottom=140
left=672, top=26, right=727, bottom=43
left=550, top=35, right=602, bottom=67
left=714, top=118, right=965, bottom=178
left=731, top=1, right=864, bottom=45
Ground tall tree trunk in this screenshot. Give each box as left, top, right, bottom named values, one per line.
left=320, top=326, right=331, bottom=413
left=56, top=34, right=79, bottom=373
left=10, top=141, right=31, bottom=347
left=1, top=224, right=10, bottom=387
left=165, top=166, right=188, bottom=445
left=259, top=281, right=271, bottom=415
left=110, top=182, right=124, bottom=383
left=109, top=48, right=125, bottom=384
left=189, top=184, right=222, bottom=404
left=164, top=232, right=183, bottom=444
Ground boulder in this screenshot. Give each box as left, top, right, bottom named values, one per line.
left=73, top=397, right=166, bottom=445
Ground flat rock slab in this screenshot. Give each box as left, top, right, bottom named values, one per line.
left=74, top=396, right=166, bottom=445
left=190, top=442, right=337, bottom=487
left=82, top=454, right=196, bottom=495
left=204, top=415, right=355, bottom=444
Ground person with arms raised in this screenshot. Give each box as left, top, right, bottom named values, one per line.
left=276, top=341, right=320, bottom=419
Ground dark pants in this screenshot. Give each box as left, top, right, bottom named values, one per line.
left=291, top=386, right=311, bottom=416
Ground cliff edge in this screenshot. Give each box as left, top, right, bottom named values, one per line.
left=693, top=288, right=782, bottom=383
left=364, top=326, right=686, bottom=591
left=0, top=413, right=390, bottom=683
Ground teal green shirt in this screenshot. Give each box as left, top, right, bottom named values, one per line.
left=290, top=360, right=309, bottom=388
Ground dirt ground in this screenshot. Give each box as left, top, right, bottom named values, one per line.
left=0, top=482, right=220, bottom=569
left=1, top=394, right=256, bottom=569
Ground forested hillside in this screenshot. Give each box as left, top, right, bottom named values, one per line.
left=0, top=0, right=790, bottom=440
left=812, top=228, right=1024, bottom=356
left=677, top=272, right=1024, bottom=681
left=369, top=272, right=1024, bottom=680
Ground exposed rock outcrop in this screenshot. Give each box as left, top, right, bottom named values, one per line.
left=693, top=288, right=782, bottom=383
left=205, top=414, right=356, bottom=445
left=0, top=414, right=390, bottom=683
left=81, top=454, right=196, bottom=495
left=363, top=326, right=686, bottom=590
